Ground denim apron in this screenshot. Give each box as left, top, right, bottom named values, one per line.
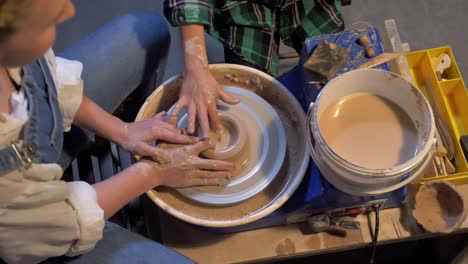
left=0, top=57, right=63, bottom=173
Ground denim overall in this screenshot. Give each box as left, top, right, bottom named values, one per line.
left=0, top=58, right=63, bottom=174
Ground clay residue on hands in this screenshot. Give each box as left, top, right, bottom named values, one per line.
left=153, top=143, right=197, bottom=169
left=206, top=125, right=229, bottom=150
left=202, top=85, right=216, bottom=105
left=149, top=139, right=234, bottom=188
left=153, top=147, right=172, bottom=164
left=162, top=112, right=178, bottom=126
left=200, top=120, right=250, bottom=180
left=185, top=37, right=208, bottom=69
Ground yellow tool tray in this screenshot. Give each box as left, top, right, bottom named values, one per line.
left=405, top=46, right=468, bottom=185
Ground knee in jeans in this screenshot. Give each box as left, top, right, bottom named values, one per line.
left=138, top=12, right=170, bottom=50
left=119, top=12, right=171, bottom=54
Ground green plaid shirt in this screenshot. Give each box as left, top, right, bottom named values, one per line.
left=164, top=0, right=343, bottom=76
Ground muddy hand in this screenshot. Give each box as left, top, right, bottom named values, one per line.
left=162, top=111, right=178, bottom=126
left=119, top=111, right=198, bottom=157
left=171, top=69, right=239, bottom=139
left=150, top=139, right=235, bottom=188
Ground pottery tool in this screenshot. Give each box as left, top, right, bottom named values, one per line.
left=303, top=40, right=350, bottom=84
left=356, top=52, right=400, bottom=70
left=431, top=53, right=451, bottom=80
left=307, top=214, right=360, bottom=237
left=441, top=158, right=448, bottom=175
left=434, top=125, right=456, bottom=174
left=425, top=76, right=455, bottom=160
left=434, top=156, right=445, bottom=176
left=358, top=34, right=375, bottom=57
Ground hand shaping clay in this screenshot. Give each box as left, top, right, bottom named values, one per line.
left=202, top=113, right=246, bottom=161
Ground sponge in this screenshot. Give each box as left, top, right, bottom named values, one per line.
left=303, top=40, right=350, bottom=84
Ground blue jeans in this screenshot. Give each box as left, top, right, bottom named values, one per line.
left=57, top=11, right=169, bottom=169
left=43, top=222, right=193, bottom=264
left=46, top=12, right=194, bottom=264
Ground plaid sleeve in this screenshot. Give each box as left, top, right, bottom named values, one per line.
left=163, top=0, right=214, bottom=27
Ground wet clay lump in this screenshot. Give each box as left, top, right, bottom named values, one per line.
left=203, top=123, right=250, bottom=181
left=319, top=93, right=418, bottom=169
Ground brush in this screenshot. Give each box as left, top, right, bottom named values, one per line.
left=434, top=126, right=456, bottom=174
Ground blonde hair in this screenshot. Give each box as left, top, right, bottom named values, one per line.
left=0, top=0, right=30, bottom=40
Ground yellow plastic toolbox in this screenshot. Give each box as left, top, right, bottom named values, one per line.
left=405, top=46, right=468, bottom=185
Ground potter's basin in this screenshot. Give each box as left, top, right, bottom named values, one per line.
left=135, top=64, right=309, bottom=227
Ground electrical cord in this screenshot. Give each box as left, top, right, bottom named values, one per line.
left=369, top=205, right=380, bottom=264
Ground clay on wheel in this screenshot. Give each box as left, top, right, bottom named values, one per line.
left=202, top=113, right=246, bottom=161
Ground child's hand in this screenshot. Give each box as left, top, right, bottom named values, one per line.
left=139, top=139, right=235, bottom=188
left=171, top=68, right=239, bottom=139
left=119, top=111, right=198, bottom=157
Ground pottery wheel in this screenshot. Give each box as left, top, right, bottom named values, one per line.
left=175, top=86, right=286, bottom=205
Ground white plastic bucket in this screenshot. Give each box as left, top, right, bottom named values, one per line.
left=306, top=69, right=436, bottom=196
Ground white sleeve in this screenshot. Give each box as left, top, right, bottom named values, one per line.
left=65, top=181, right=105, bottom=256
left=0, top=164, right=104, bottom=264
left=45, top=49, right=84, bottom=132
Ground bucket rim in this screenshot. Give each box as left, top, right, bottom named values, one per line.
left=309, top=68, right=436, bottom=177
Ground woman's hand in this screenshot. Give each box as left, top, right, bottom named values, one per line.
left=93, top=136, right=234, bottom=220
left=118, top=111, right=198, bottom=157
left=139, top=139, right=235, bottom=188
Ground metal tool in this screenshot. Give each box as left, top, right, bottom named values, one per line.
left=307, top=214, right=360, bottom=237
left=334, top=219, right=360, bottom=230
